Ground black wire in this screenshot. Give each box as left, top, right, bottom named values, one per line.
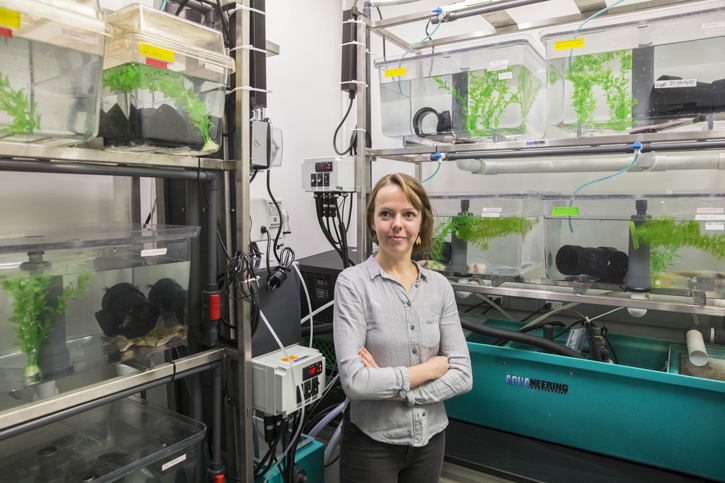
left=335, top=196, right=350, bottom=268
left=216, top=0, right=231, bottom=48
left=334, top=95, right=356, bottom=156
left=586, top=321, right=601, bottom=362
left=464, top=302, right=493, bottom=315
left=603, top=334, right=619, bottom=364
left=346, top=193, right=354, bottom=229
left=250, top=168, right=258, bottom=183
left=325, top=454, right=340, bottom=468
left=521, top=303, right=552, bottom=323
left=174, top=0, right=190, bottom=15
left=552, top=320, right=584, bottom=341
left=266, top=170, right=284, bottom=263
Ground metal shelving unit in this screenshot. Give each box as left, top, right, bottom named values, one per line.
left=356, top=0, right=725, bottom=316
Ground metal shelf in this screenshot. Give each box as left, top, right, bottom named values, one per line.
left=0, top=142, right=231, bottom=170
left=372, top=129, right=725, bottom=162
left=451, top=279, right=725, bottom=317
left=0, top=348, right=224, bottom=433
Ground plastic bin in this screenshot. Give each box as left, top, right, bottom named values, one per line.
left=0, top=396, right=206, bottom=482
left=541, top=1, right=725, bottom=137
left=100, top=4, right=234, bottom=155
left=542, top=192, right=725, bottom=291
left=374, top=36, right=546, bottom=145
left=421, top=193, right=543, bottom=276
left=0, top=223, right=199, bottom=395
left=0, top=0, right=109, bottom=145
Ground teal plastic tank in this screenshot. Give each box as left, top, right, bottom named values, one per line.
left=446, top=317, right=725, bottom=481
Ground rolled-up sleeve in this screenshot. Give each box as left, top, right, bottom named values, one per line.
left=409, top=279, right=472, bottom=405
left=333, top=272, right=411, bottom=401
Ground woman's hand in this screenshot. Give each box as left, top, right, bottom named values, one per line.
left=425, top=356, right=450, bottom=379
left=359, top=347, right=379, bottom=368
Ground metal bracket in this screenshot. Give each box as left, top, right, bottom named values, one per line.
left=490, top=275, right=514, bottom=287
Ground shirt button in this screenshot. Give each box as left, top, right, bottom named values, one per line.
left=422, top=412, right=426, bottom=417
left=410, top=325, right=415, bottom=330
left=407, top=301, right=411, bottom=306
left=412, top=348, right=417, bottom=354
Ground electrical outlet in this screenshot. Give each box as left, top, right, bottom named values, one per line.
left=488, top=296, right=503, bottom=306
left=546, top=301, right=563, bottom=310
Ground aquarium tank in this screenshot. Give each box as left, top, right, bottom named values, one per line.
left=543, top=192, right=725, bottom=293
left=374, top=36, right=546, bottom=146
left=0, top=396, right=205, bottom=482
left=0, top=223, right=199, bottom=395
left=541, top=1, right=725, bottom=137
left=420, top=193, right=543, bottom=276
left=100, top=4, right=234, bottom=155
left=0, top=0, right=109, bottom=145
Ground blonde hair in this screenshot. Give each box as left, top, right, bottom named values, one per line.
left=366, top=173, right=434, bottom=257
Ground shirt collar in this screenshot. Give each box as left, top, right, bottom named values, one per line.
left=365, top=255, right=429, bottom=282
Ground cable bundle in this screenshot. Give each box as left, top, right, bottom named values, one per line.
left=315, top=193, right=354, bottom=268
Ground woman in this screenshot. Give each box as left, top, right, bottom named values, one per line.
left=333, top=173, right=473, bottom=483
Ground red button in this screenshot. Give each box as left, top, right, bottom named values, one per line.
left=210, top=294, right=220, bottom=320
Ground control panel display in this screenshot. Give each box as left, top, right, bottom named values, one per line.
left=303, top=361, right=323, bottom=381
left=315, top=162, right=333, bottom=172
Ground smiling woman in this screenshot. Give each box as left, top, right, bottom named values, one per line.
left=333, top=173, right=472, bottom=483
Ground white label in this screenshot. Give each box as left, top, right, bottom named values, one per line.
left=482, top=207, right=502, bottom=213
left=489, top=65, right=507, bottom=72
left=205, top=62, right=225, bottom=74
left=524, top=140, right=549, bottom=148
left=490, top=59, right=509, bottom=67
left=655, top=79, right=697, bottom=89
left=696, top=214, right=725, bottom=221
left=498, top=72, right=513, bottom=80
left=697, top=207, right=724, bottom=214
left=702, top=22, right=725, bottom=29
left=482, top=212, right=501, bottom=217
left=141, top=248, right=168, bottom=257
left=162, top=454, right=187, bottom=472
left=61, top=29, right=99, bottom=45
left=706, top=222, right=725, bottom=231
left=705, top=27, right=725, bottom=36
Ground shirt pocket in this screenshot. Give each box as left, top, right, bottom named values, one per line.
left=420, top=316, right=441, bottom=351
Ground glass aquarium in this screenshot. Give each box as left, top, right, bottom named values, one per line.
left=541, top=1, right=725, bottom=137
left=0, top=0, right=109, bottom=145
left=543, top=192, right=725, bottom=293
left=0, top=396, right=205, bottom=482
left=420, top=193, right=543, bottom=276
left=374, top=36, right=546, bottom=146
left=101, top=4, right=234, bottom=155
left=0, top=223, right=199, bottom=395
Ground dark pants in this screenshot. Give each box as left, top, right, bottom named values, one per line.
left=339, top=411, right=445, bottom=483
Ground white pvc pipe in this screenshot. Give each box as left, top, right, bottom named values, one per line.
left=686, top=329, right=709, bottom=367
left=456, top=152, right=725, bottom=176
left=368, top=0, right=421, bottom=6
left=308, top=400, right=349, bottom=439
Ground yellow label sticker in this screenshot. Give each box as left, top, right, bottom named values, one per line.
left=140, top=43, right=175, bottom=63
left=552, top=207, right=580, bottom=216
left=281, top=355, right=298, bottom=363
left=0, top=8, right=21, bottom=29
left=385, top=67, right=407, bottom=78
left=554, top=38, right=585, bottom=51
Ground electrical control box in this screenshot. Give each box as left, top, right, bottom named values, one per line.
left=302, top=156, right=356, bottom=193
left=252, top=345, right=326, bottom=416
left=250, top=198, right=286, bottom=243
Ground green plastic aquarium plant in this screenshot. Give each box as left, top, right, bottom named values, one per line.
left=562, top=50, right=635, bottom=131
left=0, top=73, right=41, bottom=136
left=632, top=215, right=725, bottom=284
left=429, top=215, right=538, bottom=269
left=0, top=272, right=90, bottom=384
left=103, top=63, right=217, bottom=152
left=434, top=66, right=540, bottom=137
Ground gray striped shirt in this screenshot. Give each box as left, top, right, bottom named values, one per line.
left=333, top=256, right=472, bottom=447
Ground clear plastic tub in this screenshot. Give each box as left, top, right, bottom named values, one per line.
left=374, top=36, right=546, bottom=145
left=0, top=0, right=109, bottom=145
left=101, top=4, right=234, bottom=155
left=541, top=1, right=725, bottom=137
left=0, top=223, right=199, bottom=395
left=420, top=193, right=543, bottom=276
left=543, top=192, right=725, bottom=291
left=0, top=396, right=205, bottom=482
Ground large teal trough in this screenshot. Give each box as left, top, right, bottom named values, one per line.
left=445, top=317, right=725, bottom=481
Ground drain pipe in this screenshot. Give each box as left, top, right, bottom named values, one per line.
left=685, top=326, right=725, bottom=367
left=455, top=151, right=725, bottom=175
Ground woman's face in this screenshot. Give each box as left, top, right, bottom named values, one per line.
left=372, top=184, right=421, bottom=258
